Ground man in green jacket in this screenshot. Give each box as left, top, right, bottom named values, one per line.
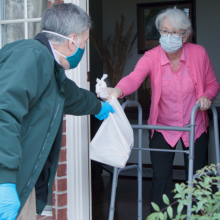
left=0, top=3, right=114, bottom=220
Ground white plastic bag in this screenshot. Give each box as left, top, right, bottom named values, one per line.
left=90, top=75, right=134, bottom=168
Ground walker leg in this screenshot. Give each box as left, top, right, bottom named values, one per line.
left=109, top=167, right=119, bottom=220
left=212, top=107, right=220, bottom=193
left=187, top=123, right=195, bottom=219
left=187, top=157, right=193, bottom=219
left=137, top=168, right=142, bottom=220
left=212, top=107, right=220, bottom=164
left=137, top=128, right=142, bottom=220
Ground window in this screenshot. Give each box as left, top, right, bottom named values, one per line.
left=0, top=0, right=48, bottom=47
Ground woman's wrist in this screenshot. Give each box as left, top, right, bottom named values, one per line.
left=115, top=87, right=123, bottom=98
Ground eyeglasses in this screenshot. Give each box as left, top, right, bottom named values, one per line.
left=160, top=30, right=185, bottom=37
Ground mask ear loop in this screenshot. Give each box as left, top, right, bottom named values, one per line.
left=53, top=49, right=66, bottom=58
left=42, top=30, right=78, bottom=47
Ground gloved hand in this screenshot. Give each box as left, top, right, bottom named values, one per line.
left=95, top=102, right=115, bottom=120
left=0, top=183, right=20, bottom=220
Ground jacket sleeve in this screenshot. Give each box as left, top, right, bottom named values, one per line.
left=115, top=53, right=153, bottom=97
left=202, top=49, right=220, bottom=101
left=0, top=48, right=43, bottom=184
left=63, top=78, right=102, bottom=115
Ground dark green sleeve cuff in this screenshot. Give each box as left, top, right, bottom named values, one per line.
left=0, top=168, right=17, bottom=184
left=93, top=101, right=102, bottom=115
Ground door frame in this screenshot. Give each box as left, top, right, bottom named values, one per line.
left=64, top=0, right=92, bottom=220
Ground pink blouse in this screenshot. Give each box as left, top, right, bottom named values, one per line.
left=156, top=45, right=206, bottom=147
left=116, top=43, right=219, bottom=146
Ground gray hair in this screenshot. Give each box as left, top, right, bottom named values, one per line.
left=40, top=3, right=92, bottom=44
left=155, top=8, right=192, bottom=35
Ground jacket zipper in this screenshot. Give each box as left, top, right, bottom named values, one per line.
left=22, top=96, right=62, bottom=194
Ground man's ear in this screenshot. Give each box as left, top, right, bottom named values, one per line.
left=68, top=33, right=77, bottom=51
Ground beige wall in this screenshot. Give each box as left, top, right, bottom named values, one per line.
left=102, top=0, right=220, bottom=99
left=102, top=0, right=187, bottom=78
left=196, top=0, right=220, bottom=103
left=100, top=0, right=220, bottom=165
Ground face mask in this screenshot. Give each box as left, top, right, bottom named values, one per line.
left=42, top=30, right=85, bottom=69
left=159, top=34, right=183, bottom=54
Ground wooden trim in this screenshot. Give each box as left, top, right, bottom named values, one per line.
left=65, top=1, right=90, bottom=220
left=87, top=71, right=90, bottom=82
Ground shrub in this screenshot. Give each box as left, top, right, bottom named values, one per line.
left=147, top=164, right=220, bottom=220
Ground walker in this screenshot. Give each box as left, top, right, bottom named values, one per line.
left=108, top=101, right=220, bottom=220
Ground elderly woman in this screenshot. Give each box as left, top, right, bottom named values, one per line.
left=106, top=8, right=219, bottom=213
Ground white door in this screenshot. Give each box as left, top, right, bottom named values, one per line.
left=64, top=0, right=92, bottom=220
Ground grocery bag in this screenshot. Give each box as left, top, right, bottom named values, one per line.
left=90, top=74, right=134, bottom=168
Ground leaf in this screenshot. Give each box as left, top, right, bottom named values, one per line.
left=180, top=214, right=187, bottom=220
left=196, top=200, right=204, bottom=213
left=175, top=183, right=182, bottom=193
left=167, top=206, right=173, bottom=219
left=204, top=176, right=211, bottom=185
left=146, top=212, right=159, bottom=220
left=174, top=193, right=182, bottom=199
left=199, top=181, right=204, bottom=187
left=163, top=194, right=170, bottom=205
left=163, top=212, right=167, bottom=220
left=159, top=212, right=164, bottom=220
left=189, top=215, right=195, bottom=220
left=151, top=202, right=160, bottom=212
left=177, top=202, right=184, bottom=215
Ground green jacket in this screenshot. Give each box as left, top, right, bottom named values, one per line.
left=0, top=34, right=101, bottom=214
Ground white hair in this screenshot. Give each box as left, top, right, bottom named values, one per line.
left=41, top=3, right=92, bottom=44
left=155, top=8, right=192, bottom=35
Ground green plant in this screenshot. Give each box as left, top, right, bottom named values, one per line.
left=147, top=164, right=220, bottom=220
left=90, top=15, right=137, bottom=88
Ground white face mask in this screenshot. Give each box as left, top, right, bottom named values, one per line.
left=159, top=34, right=183, bottom=54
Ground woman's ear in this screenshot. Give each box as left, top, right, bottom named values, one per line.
left=182, top=33, right=190, bottom=43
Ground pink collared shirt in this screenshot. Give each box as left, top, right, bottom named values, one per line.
left=156, top=45, right=206, bottom=147
left=116, top=43, right=219, bottom=146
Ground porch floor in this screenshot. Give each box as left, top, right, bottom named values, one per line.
left=92, top=173, right=186, bottom=220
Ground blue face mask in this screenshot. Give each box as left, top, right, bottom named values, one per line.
left=159, top=34, right=183, bottom=54
left=42, top=30, right=85, bottom=69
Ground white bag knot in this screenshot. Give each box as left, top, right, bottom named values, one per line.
left=95, top=74, right=109, bottom=99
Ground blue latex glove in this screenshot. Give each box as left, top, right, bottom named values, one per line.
left=95, top=102, right=115, bottom=120
left=0, top=183, right=20, bottom=220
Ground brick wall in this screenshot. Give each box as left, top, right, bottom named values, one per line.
left=52, top=116, right=67, bottom=220
left=48, top=0, right=64, bottom=8
left=47, top=1, right=66, bottom=219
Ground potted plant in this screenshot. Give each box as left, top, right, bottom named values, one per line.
left=147, top=164, right=220, bottom=220
left=90, top=15, right=137, bottom=88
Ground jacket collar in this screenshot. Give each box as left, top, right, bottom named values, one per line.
left=34, top=33, right=66, bottom=93
left=34, top=33, right=53, bottom=56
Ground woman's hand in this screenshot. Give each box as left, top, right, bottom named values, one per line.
left=196, top=96, right=211, bottom=111
left=97, top=87, right=123, bottom=100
